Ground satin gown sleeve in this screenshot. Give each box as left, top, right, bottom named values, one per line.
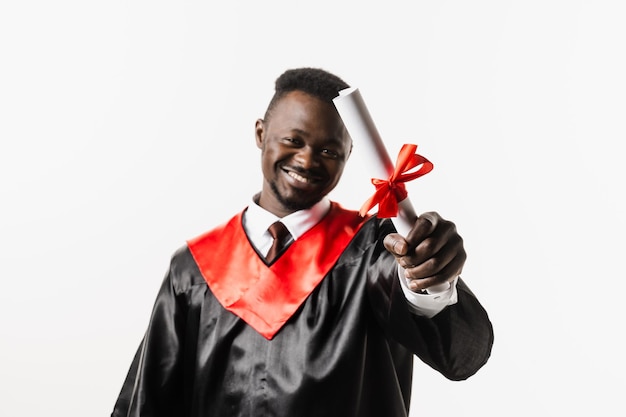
left=366, top=218, right=493, bottom=381
left=111, top=247, right=203, bottom=417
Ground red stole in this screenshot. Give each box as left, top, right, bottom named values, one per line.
left=187, top=203, right=369, bottom=339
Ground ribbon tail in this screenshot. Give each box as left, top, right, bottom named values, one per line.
left=359, top=187, right=387, bottom=217
left=359, top=195, right=377, bottom=217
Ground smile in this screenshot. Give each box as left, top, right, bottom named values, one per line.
left=288, top=171, right=314, bottom=183
left=283, top=167, right=323, bottom=186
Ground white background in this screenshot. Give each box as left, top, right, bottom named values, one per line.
left=1, top=1, right=625, bottom=415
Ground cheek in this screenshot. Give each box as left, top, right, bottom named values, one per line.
left=261, top=147, right=284, bottom=176
left=259, top=150, right=273, bottom=175
left=326, top=161, right=346, bottom=183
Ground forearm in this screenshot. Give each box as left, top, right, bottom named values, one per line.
left=384, top=272, right=493, bottom=381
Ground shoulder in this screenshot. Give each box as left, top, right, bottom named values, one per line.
left=165, top=209, right=247, bottom=293
left=164, top=245, right=205, bottom=293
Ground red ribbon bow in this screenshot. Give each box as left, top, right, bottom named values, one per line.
left=359, top=143, right=433, bottom=218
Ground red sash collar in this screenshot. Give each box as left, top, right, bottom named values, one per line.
left=187, top=202, right=368, bottom=339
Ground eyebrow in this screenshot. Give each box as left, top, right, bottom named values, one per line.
left=289, top=128, right=344, bottom=146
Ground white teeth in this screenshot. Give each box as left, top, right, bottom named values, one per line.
left=288, top=171, right=311, bottom=183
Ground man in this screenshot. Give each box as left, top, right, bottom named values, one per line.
left=111, top=68, right=493, bottom=417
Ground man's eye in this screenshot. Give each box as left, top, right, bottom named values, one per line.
left=283, top=137, right=301, bottom=145
left=321, top=149, right=339, bottom=159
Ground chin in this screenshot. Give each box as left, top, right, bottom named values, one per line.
left=271, top=182, right=322, bottom=212
left=281, top=194, right=321, bottom=212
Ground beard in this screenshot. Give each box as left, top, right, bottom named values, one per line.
left=269, top=180, right=323, bottom=213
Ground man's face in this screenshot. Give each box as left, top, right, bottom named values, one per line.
left=255, top=90, right=352, bottom=217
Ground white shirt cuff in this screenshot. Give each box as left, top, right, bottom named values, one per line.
left=397, top=266, right=459, bottom=318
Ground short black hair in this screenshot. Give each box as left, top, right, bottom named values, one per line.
left=264, top=67, right=350, bottom=119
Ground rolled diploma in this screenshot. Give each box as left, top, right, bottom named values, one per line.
left=333, top=87, right=417, bottom=235
left=333, top=87, right=450, bottom=293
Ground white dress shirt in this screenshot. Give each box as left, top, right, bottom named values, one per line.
left=242, top=197, right=457, bottom=318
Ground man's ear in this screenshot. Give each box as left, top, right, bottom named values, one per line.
left=255, top=119, right=265, bottom=149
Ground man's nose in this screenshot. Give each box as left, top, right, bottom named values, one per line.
left=294, top=147, right=319, bottom=169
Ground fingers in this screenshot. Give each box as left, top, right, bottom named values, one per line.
left=386, top=211, right=466, bottom=292
left=404, top=212, right=451, bottom=267
left=405, top=212, right=439, bottom=245
left=403, top=239, right=466, bottom=291
left=383, top=233, right=408, bottom=257
left=383, top=213, right=441, bottom=260
left=404, top=230, right=464, bottom=278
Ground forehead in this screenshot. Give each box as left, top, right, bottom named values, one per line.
left=267, top=91, right=348, bottom=139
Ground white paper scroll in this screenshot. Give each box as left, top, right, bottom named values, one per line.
left=333, top=87, right=450, bottom=293
left=332, top=87, right=417, bottom=236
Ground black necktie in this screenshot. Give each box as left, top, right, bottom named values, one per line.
left=266, top=221, right=291, bottom=263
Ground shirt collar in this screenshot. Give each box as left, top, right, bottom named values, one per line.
left=244, top=195, right=331, bottom=241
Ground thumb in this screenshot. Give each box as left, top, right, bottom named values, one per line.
left=383, top=233, right=408, bottom=257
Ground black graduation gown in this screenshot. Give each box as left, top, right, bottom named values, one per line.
left=111, top=215, right=493, bottom=417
